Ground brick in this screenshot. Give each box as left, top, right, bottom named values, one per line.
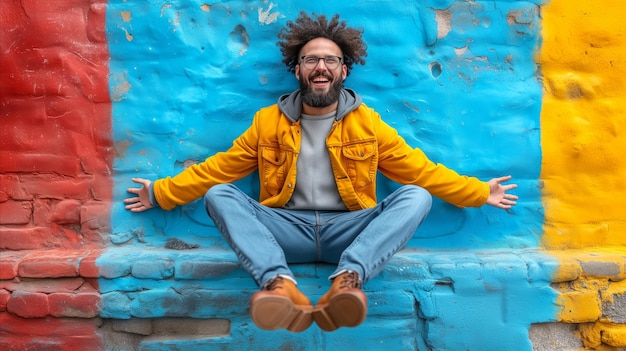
left=152, top=317, right=230, bottom=337
left=100, top=292, right=131, bottom=319
left=0, top=227, right=55, bottom=250
left=551, top=256, right=582, bottom=282
left=78, top=251, right=102, bottom=278
left=175, top=260, right=240, bottom=280
left=97, top=254, right=131, bottom=279
left=0, top=200, right=33, bottom=224
left=138, top=289, right=249, bottom=319
left=581, top=260, right=622, bottom=279
left=601, top=323, right=626, bottom=348
left=0, top=312, right=102, bottom=336
left=0, top=174, right=32, bottom=201
left=558, top=290, right=602, bottom=323
left=0, top=335, right=62, bottom=351
left=50, top=199, right=81, bottom=225
left=18, top=252, right=80, bottom=278
left=7, top=290, right=49, bottom=318
left=603, top=290, right=626, bottom=323
left=98, top=277, right=145, bottom=294
left=0, top=278, right=84, bottom=294
left=0, top=151, right=81, bottom=175
left=131, top=258, right=174, bottom=279
left=0, top=251, right=28, bottom=279
left=21, top=174, right=93, bottom=201
left=0, top=289, right=9, bottom=311
left=48, top=292, right=100, bottom=318
left=130, top=289, right=183, bottom=318
left=529, top=323, right=583, bottom=351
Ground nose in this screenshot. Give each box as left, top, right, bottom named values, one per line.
left=314, top=58, right=328, bottom=71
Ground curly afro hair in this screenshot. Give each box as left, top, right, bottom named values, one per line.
left=277, top=12, right=367, bottom=76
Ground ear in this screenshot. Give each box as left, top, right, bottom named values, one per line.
left=295, top=64, right=301, bottom=81
left=341, top=64, right=347, bottom=81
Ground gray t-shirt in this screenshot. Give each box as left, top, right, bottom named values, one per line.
left=285, top=111, right=347, bottom=211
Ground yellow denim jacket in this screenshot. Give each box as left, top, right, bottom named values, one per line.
left=153, top=103, right=489, bottom=211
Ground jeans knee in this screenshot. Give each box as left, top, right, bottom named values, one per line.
left=204, top=183, right=236, bottom=207
left=400, top=185, right=433, bottom=212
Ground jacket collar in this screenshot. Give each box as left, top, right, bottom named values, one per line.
left=277, top=88, right=362, bottom=123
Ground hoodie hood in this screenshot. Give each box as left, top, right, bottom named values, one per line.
left=278, top=88, right=362, bottom=122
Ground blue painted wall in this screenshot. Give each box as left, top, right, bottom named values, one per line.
left=108, top=0, right=543, bottom=250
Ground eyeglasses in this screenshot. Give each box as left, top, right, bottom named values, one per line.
left=299, top=55, right=343, bottom=70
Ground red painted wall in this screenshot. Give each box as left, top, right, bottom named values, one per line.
left=0, top=0, right=111, bottom=349
left=0, top=0, right=112, bottom=248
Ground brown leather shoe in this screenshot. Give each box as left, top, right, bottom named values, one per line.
left=313, top=272, right=367, bottom=331
left=250, top=276, right=313, bottom=332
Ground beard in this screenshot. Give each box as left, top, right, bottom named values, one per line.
left=299, top=71, right=343, bottom=108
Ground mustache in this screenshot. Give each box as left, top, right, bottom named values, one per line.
left=309, top=71, right=333, bottom=82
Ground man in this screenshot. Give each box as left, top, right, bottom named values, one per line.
left=124, top=12, right=518, bottom=333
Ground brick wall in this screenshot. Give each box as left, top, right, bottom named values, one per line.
left=0, top=0, right=111, bottom=349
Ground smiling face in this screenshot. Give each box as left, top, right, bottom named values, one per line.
left=295, top=37, right=348, bottom=115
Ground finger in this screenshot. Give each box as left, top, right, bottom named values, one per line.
left=128, top=205, right=142, bottom=212
left=124, top=201, right=142, bottom=210
left=131, top=178, right=151, bottom=187
left=130, top=205, right=149, bottom=213
left=501, top=184, right=518, bottom=191
left=123, top=197, right=141, bottom=204
left=494, top=175, right=512, bottom=183
left=498, top=200, right=516, bottom=210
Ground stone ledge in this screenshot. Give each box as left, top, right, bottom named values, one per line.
left=1, top=247, right=625, bottom=281
left=1, top=247, right=625, bottom=350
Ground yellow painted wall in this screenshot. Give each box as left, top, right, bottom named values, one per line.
left=540, top=2, right=626, bottom=348
left=539, top=0, right=626, bottom=249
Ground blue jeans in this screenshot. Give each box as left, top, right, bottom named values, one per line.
left=204, top=184, right=432, bottom=287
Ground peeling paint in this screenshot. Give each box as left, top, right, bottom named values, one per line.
left=110, top=72, right=131, bottom=102
left=435, top=9, right=451, bottom=39
left=120, top=11, right=131, bottom=23
left=258, top=2, right=279, bottom=25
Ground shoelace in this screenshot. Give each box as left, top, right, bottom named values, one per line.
left=263, top=276, right=284, bottom=291
left=339, top=272, right=362, bottom=289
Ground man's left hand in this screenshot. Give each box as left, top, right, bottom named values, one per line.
left=486, top=175, right=518, bottom=209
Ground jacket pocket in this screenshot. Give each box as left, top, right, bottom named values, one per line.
left=260, top=146, right=287, bottom=196
left=342, top=141, right=377, bottom=190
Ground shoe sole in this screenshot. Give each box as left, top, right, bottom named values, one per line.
left=313, top=291, right=367, bottom=332
left=250, top=295, right=313, bottom=332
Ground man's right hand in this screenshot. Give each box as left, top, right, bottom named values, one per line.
left=124, top=178, right=154, bottom=212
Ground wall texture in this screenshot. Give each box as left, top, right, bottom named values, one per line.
left=0, top=0, right=625, bottom=350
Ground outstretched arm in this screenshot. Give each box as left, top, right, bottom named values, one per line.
left=124, top=178, right=154, bottom=212
left=486, top=175, right=518, bottom=209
